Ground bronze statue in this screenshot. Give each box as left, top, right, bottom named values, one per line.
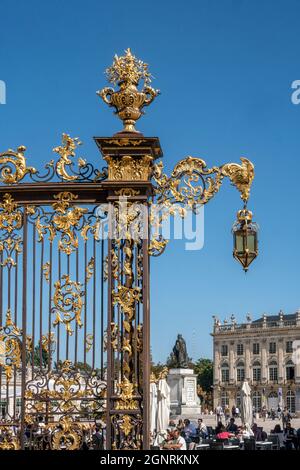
left=167, top=334, right=190, bottom=369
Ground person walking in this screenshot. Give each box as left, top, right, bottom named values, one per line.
left=282, top=407, right=292, bottom=428
left=216, top=404, right=223, bottom=423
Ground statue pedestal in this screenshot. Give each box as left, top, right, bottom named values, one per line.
left=167, top=368, right=201, bottom=416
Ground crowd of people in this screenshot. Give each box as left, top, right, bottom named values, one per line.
left=151, top=409, right=300, bottom=450
left=215, top=404, right=294, bottom=423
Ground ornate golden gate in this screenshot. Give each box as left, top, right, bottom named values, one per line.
left=0, top=49, right=257, bottom=451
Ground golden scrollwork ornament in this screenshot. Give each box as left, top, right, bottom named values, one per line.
left=0, top=145, right=36, bottom=184
left=53, top=133, right=82, bottom=181
left=52, top=274, right=84, bottom=335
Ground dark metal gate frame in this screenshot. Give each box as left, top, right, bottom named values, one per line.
left=0, top=132, right=161, bottom=451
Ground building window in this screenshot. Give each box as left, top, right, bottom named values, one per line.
left=268, top=391, right=278, bottom=410
left=269, top=361, right=278, bottom=381
left=286, top=341, right=293, bottom=353
left=221, top=344, right=228, bottom=357
left=237, top=344, right=244, bottom=356
left=236, top=361, right=245, bottom=382
left=252, top=391, right=262, bottom=412
left=253, top=343, right=260, bottom=355
left=286, top=391, right=296, bottom=414
left=221, top=391, right=229, bottom=408
left=221, top=364, right=229, bottom=383
left=253, top=364, right=261, bottom=382
left=269, top=342, right=276, bottom=354
left=286, top=360, right=295, bottom=381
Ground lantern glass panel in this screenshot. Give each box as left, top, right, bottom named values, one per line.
left=247, top=232, right=256, bottom=252
left=235, top=231, right=244, bottom=252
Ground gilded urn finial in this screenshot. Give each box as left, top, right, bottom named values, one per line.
left=97, top=48, right=160, bottom=135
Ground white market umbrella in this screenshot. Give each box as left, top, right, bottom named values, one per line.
left=156, top=378, right=170, bottom=432
left=241, top=380, right=253, bottom=426
left=150, top=381, right=158, bottom=434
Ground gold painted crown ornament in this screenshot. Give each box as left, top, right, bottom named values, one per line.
left=97, top=48, right=160, bottom=134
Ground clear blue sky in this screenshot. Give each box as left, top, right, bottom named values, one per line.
left=1, top=0, right=300, bottom=364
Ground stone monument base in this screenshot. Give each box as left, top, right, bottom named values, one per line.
left=167, top=368, right=201, bottom=416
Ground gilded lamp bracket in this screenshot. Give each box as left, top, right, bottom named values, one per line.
left=152, top=155, right=254, bottom=209
left=148, top=155, right=256, bottom=260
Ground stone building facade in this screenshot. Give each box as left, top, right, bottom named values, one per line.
left=212, top=311, right=300, bottom=415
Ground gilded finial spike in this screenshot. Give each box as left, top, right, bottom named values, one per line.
left=97, top=49, right=160, bottom=135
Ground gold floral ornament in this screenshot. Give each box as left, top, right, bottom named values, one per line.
left=113, top=286, right=141, bottom=321
left=0, top=145, right=36, bottom=184
left=41, top=332, right=56, bottom=353
left=221, top=157, right=255, bottom=202
left=52, top=274, right=84, bottom=335
left=0, top=309, right=22, bottom=382
left=53, top=133, right=83, bottom=181
left=97, top=48, right=160, bottom=133
left=119, top=415, right=134, bottom=437
left=0, top=193, right=23, bottom=233
left=116, top=378, right=139, bottom=410
left=86, top=256, right=95, bottom=282
left=0, top=430, right=20, bottom=450
left=0, top=194, right=23, bottom=267
left=36, top=192, right=88, bottom=254
left=51, top=416, right=83, bottom=451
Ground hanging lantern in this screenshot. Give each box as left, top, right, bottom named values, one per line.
left=232, top=208, right=259, bottom=271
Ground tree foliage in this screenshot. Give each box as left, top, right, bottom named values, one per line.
left=193, top=358, right=213, bottom=392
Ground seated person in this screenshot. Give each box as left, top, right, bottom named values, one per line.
left=216, top=425, right=235, bottom=440
left=283, top=422, right=297, bottom=450
left=215, top=421, right=224, bottom=435
left=196, top=419, right=208, bottom=439
left=183, top=419, right=197, bottom=439
left=227, top=418, right=238, bottom=434
left=270, top=424, right=284, bottom=448
left=238, top=423, right=254, bottom=439
left=162, top=429, right=187, bottom=450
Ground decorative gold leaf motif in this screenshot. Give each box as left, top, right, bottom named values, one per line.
left=104, top=139, right=146, bottom=147
left=0, top=309, right=21, bottom=382
left=114, top=188, right=141, bottom=197
left=115, top=378, right=139, bottom=410
left=113, top=286, right=141, bottom=321
left=0, top=432, right=20, bottom=450
left=41, top=332, right=56, bottom=352
left=0, top=193, right=23, bottom=233
left=119, top=415, right=133, bottom=437
left=0, top=237, right=22, bottom=268
left=36, top=192, right=88, bottom=254
left=53, top=134, right=82, bottom=181
left=111, top=322, right=119, bottom=351
left=43, top=261, right=50, bottom=282
left=105, top=155, right=153, bottom=181
left=136, top=324, right=143, bottom=353
left=51, top=416, right=83, bottom=451
left=221, top=158, right=254, bottom=202
left=86, top=256, right=95, bottom=282
left=0, top=145, right=36, bottom=184
left=52, top=274, right=84, bottom=335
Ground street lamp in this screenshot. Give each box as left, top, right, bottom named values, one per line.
left=232, top=207, right=259, bottom=271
